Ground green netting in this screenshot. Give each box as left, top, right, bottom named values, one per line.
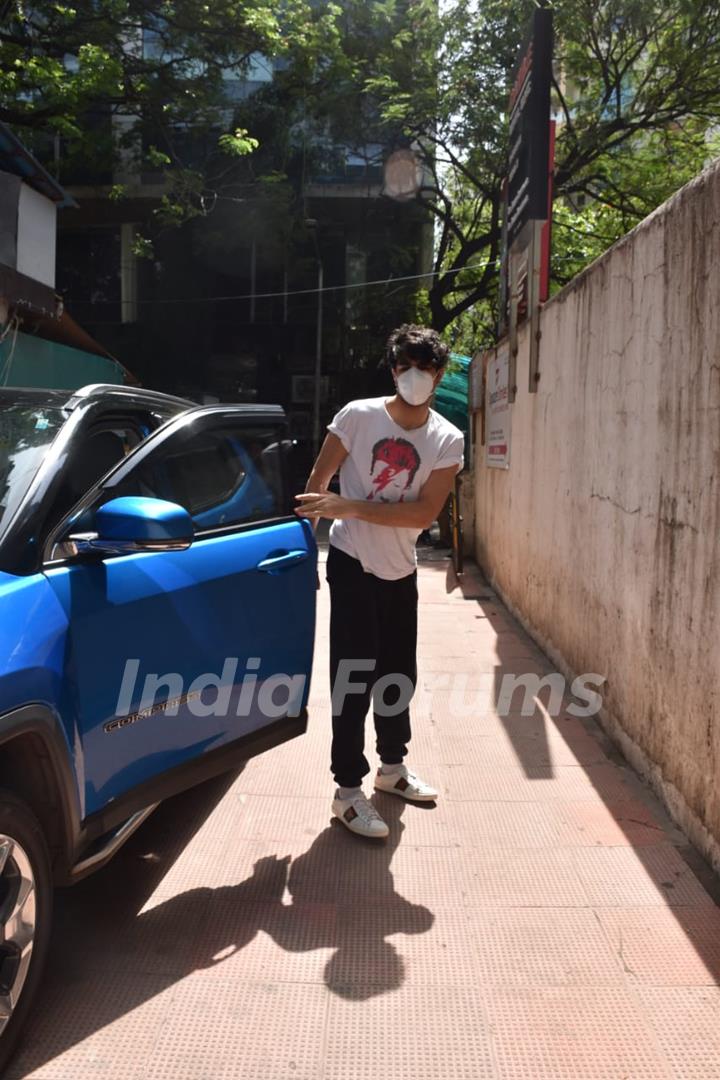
left=434, top=352, right=470, bottom=456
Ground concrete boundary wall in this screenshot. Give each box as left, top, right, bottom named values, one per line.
left=474, top=159, right=720, bottom=871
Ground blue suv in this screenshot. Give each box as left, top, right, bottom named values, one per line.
left=0, top=383, right=317, bottom=1064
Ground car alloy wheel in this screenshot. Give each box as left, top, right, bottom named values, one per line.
left=0, top=836, right=36, bottom=1033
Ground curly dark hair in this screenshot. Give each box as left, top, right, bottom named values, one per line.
left=385, top=324, right=450, bottom=371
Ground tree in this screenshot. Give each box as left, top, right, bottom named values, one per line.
left=0, top=1, right=340, bottom=191
left=6, top=1, right=717, bottom=350
left=359, top=0, right=720, bottom=340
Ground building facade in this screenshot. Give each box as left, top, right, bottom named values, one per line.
left=46, top=46, right=432, bottom=464
left=0, top=123, right=128, bottom=389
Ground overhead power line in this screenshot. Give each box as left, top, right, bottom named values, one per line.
left=136, top=256, right=501, bottom=306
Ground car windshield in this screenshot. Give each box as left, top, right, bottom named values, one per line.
left=0, top=406, right=64, bottom=534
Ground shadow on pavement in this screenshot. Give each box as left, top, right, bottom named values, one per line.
left=10, top=778, right=432, bottom=1077
left=418, top=554, right=720, bottom=980
left=284, top=797, right=433, bottom=997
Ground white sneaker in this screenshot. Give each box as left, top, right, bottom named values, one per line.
left=374, top=764, right=438, bottom=802
left=332, top=790, right=389, bottom=838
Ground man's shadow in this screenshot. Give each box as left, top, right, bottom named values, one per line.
left=183, top=795, right=432, bottom=998
left=274, top=796, right=434, bottom=997
left=11, top=790, right=433, bottom=1076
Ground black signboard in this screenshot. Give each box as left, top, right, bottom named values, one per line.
left=505, top=6, right=553, bottom=251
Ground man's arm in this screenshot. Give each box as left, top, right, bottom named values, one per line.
left=304, top=433, right=349, bottom=496
left=296, top=465, right=459, bottom=531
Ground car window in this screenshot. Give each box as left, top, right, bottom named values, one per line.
left=0, top=407, right=65, bottom=535
left=106, top=422, right=289, bottom=530
left=44, top=422, right=146, bottom=538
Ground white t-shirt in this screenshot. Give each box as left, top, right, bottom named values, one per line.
left=327, top=397, right=465, bottom=580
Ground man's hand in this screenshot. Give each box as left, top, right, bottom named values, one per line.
left=296, top=465, right=459, bottom=530
left=301, top=433, right=349, bottom=531
left=295, top=492, right=356, bottom=520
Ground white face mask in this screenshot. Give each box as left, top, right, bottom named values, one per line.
left=396, top=366, right=436, bottom=406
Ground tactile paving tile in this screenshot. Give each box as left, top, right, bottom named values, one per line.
left=330, top=904, right=476, bottom=990
left=403, top=727, right=443, bottom=762
left=538, top=730, right=612, bottom=766
left=267, top=728, right=328, bottom=759
left=442, top=764, right=609, bottom=803
left=482, top=711, right=591, bottom=740
left=377, top=794, right=458, bottom=848
left=149, top=834, right=305, bottom=898
left=443, top=799, right=566, bottom=849
left=596, top=907, right=720, bottom=985
left=432, top=734, right=519, bottom=769
left=233, top=794, right=335, bottom=844
left=145, top=791, right=247, bottom=858
left=492, top=643, right=554, bottom=665
left=424, top=688, right=497, bottom=723
left=636, top=986, right=720, bottom=1078
left=421, top=668, right=497, bottom=689
left=486, top=985, right=673, bottom=1079
left=417, top=632, right=482, bottom=658
left=434, top=730, right=609, bottom=770
left=554, top=799, right=682, bottom=847
left=325, top=984, right=494, bottom=1080
left=56, top=891, right=211, bottom=975
left=191, top=899, right=338, bottom=985
left=572, top=845, right=715, bottom=907
left=236, top=745, right=333, bottom=797
left=362, top=841, right=467, bottom=907
left=581, top=761, right=655, bottom=802
left=475, top=611, right=536, bottom=634
left=460, top=847, right=589, bottom=907
left=467, top=907, right=625, bottom=986
left=147, top=976, right=329, bottom=1080
left=150, top=845, right=259, bottom=899
left=5, top=971, right=177, bottom=1080
left=418, top=617, right=505, bottom=630
left=220, top=820, right=453, bottom=906
left=493, top=661, right=560, bottom=683
left=422, top=654, right=506, bottom=673
left=420, top=608, right=484, bottom=625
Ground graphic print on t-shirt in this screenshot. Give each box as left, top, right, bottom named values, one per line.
left=368, top=437, right=421, bottom=501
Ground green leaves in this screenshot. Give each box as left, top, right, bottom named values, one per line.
left=218, top=128, right=260, bottom=157
left=354, top=0, right=720, bottom=331
left=4, top=0, right=719, bottom=342
left=146, top=146, right=172, bottom=168
left=0, top=0, right=326, bottom=131
left=130, top=234, right=154, bottom=259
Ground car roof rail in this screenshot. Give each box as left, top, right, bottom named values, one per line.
left=188, top=403, right=287, bottom=416
left=66, top=384, right=195, bottom=411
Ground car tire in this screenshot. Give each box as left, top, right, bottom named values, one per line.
left=0, top=791, right=53, bottom=1072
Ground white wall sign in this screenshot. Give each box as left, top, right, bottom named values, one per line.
left=486, top=342, right=511, bottom=468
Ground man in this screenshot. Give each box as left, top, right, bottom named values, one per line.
left=296, top=324, right=465, bottom=839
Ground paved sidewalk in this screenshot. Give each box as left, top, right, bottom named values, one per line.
left=10, top=550, right=720, bottom=1079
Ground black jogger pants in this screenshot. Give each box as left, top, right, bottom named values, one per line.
left=326, top=543, right=418, bottom=788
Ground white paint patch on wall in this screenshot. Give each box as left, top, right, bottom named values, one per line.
left=16, top=183, right=56, bottom=288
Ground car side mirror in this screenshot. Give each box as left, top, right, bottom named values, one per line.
left=68, top=496, right=194, bottom=557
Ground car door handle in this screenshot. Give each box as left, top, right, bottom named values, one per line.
left=256, top=549, right=310, bottom=573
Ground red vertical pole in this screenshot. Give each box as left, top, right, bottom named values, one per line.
left=539, top=119, right=556, bottom=303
